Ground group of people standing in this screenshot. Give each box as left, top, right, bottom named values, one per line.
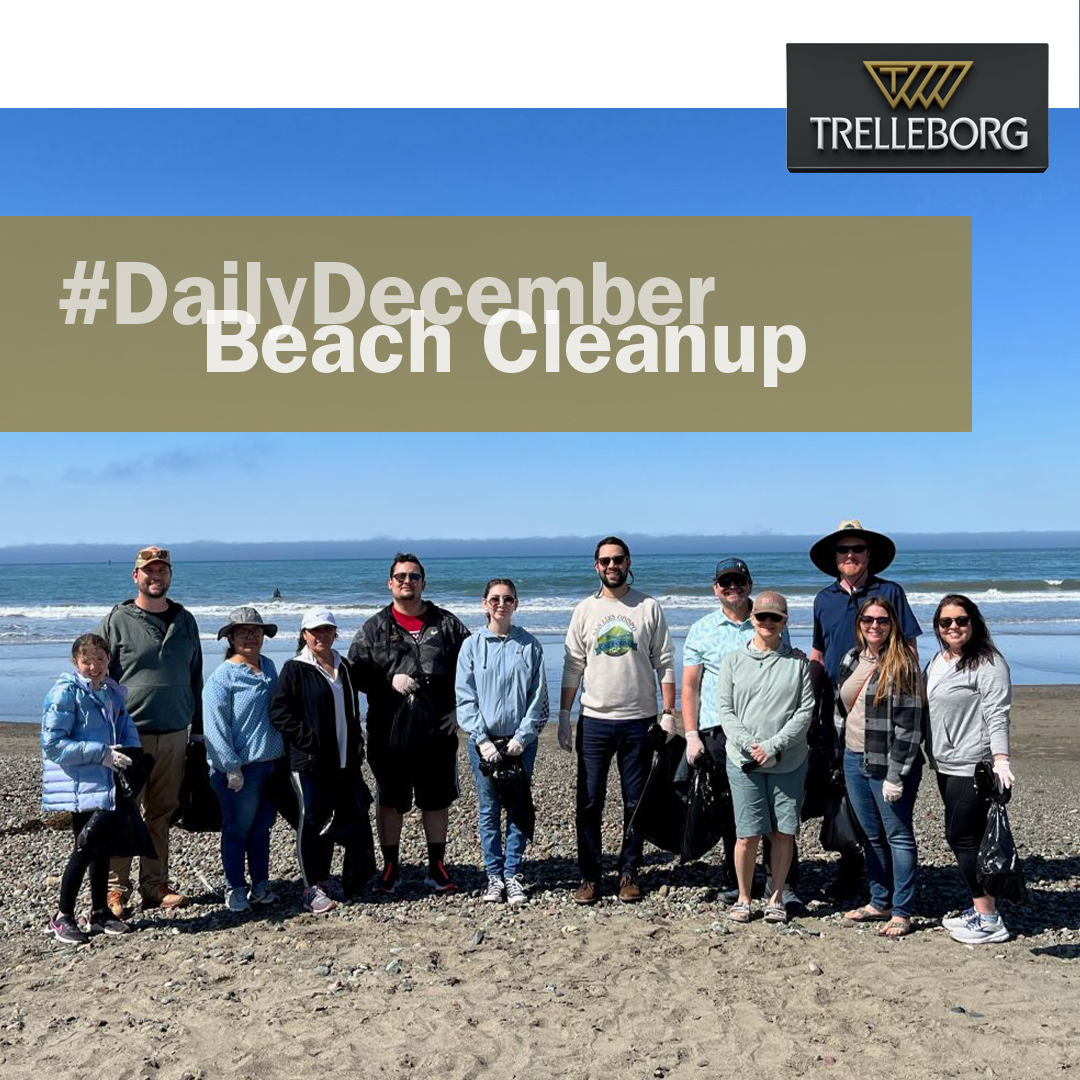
left=40, top=524, right=1017, bottom=949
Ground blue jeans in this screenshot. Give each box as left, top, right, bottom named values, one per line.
left=576, top=715, right=654, bottom=880
left=210, top=759, right=278, bottom=889
left=843, top=749, right=921, bottom=918
left=466, top=739, right=538, bottom=878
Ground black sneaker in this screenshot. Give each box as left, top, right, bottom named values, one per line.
left=48, top=913, right=89, bottom=945
left=374, top=862, right=400, bottom=895
left=424, top=860, right=458, bottom=894
left=89, top=909, right=131, bottom=936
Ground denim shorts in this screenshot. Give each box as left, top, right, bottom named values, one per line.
left=726, top=758, right=808, bottom=838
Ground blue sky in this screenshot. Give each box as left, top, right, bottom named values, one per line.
left=1, top=109, right=1077, bottom=543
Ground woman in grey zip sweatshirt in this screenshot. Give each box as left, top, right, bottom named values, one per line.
left=925, top=594, right=1014, bottom=946
left=717, top=590, right=814, bottom=924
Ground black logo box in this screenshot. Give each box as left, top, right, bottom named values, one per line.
left=787, top=44, right=1047, bottom=172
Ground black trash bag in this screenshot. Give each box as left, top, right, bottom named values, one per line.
left=172, top=737, right=222, bottom=833
left=76, top=749, right=158, bottom=859
left=974, top=761, right=1028, bottom=905
left=478, top=737, right=536, bottom=842
left=681, top=755, right=727, bottom=863
left=802, top=660, right=837, bottom=821
left=329, top=769, right=377, bottom=899
left=819, top=773, right=865, bottom=856
left=801, top=745, right=834, bottom=822
left=628, top=727, right=690, bottom=855
left=389, top=688, right=442, bottom=753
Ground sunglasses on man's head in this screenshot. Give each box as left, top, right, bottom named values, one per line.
left=754, top=612, right=784, bottom=624
left=597, top=555, right=626, bottom=567
left=837, top=543, right=868, bottom=555
left=717, top=574, right=749, bottom=588
left=937, top=616, right=971, bottom=628
left=859, top=615, right=891, bottom=627
left=392, top=572, right=423, bottom=583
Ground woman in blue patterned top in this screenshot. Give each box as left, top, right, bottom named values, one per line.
left=203, top=606, right=283, bottom=913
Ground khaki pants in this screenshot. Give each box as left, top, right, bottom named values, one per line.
left=109, top=728, right=188, bottom=903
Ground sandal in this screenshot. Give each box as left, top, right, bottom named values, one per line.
left=763, top=902, right=788, bottom=924
left=878, top=916, right=913, bottom=938
left=727, top=901, right=752, bottom=923
left=843, top=904, right=892, bottom=923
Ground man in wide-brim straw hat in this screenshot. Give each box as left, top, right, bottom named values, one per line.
left=808, top=519, right=922, bottom=900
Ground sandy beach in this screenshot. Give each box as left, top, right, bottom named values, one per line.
left=2, top=685, right=1079, bottom=1080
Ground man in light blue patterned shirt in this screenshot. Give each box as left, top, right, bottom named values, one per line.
left=681, top=557, right=793, bottom=903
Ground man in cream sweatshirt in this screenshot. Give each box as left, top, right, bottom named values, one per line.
left=559, top=536, right=676, bottom=904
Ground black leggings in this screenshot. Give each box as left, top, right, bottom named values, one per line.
left=59, top=811, right=109, bottom=916
left=937, top=771, right=991, bottom=899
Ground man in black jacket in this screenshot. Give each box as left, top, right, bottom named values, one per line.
left=348, top=553, right=470, bottom=894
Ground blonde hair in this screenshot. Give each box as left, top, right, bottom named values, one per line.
left=855, top=596, right=918, bottom=705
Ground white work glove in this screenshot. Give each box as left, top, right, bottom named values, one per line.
left=993, top=757, right=1015, bottom=790
left=505, top=738, right=524, bottom=757
left=392, top=673, right=420, bottom=696
left=226, top=770, right=245, bottom=792
left=102, top=746, right=132, bottom=772
left=685, top=731, right=704, bottom=765
left=557, top=709, right=574, bottom=753
left=659, top=712, right=678, bottom=739
left=478, top=740, right=501, bottom=764
left=882, top=779, right=903, bottom=802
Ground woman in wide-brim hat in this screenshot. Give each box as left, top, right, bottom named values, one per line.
left=203, top=605, right=284, bottom=913
left=809, top=520, right=897, bottom=579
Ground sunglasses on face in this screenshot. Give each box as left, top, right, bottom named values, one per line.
left=486, top=595, right=516, bottom=607
left=937, top=616, right=971, bottom=628
left=754, top=612, right=785, bottom=624
left=859, top=615, right=891, bottom=627
left=716, top=575, right=749, bottom=588
left=597, top=556, right=626, bottom=567
left=837, top=544, right=868, bottom=555
left=392, top=572, right=423, bottom=583
left=233, top=627, right=264, bottom=637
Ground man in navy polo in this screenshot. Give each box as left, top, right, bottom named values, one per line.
left=809, top=519, right=921, bottom=899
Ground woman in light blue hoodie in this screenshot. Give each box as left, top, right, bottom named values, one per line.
left=41, top=633, right=141, bottom=944
left=456, top=579, right=549, bottom=905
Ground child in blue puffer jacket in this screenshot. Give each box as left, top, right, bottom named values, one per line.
left=41, top=633, right=141, bottom=944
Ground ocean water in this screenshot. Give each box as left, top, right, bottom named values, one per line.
left=3, top=549, right=1078, bottom=722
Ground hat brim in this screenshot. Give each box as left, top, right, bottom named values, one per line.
left=216, top=622, right=278, bottom=640
left=809, top=529, right=896, bottom=577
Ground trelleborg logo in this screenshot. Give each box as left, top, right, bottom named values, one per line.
left=786, top=44, right=1047, bottom=172
left=863, top=60, right=973, bottom=110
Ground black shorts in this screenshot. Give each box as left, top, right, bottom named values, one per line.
left=367, top=728, right=460, bottom=814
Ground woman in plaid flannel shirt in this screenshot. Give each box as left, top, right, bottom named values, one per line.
left=835, top=596, right=926, bottom=938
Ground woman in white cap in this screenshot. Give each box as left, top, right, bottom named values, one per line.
left=269, top=609, right=366, bottom=914
left=718, top=590, right=814, bottom=924
left=203, top=606, right=283, bottom=913
left=926, top=594, right=1014, bottom=945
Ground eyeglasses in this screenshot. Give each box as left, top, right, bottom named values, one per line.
left=233, top=626, right=264, bottom=637
left=486, top=595, right=516, bottom=607
left=716, top=575, right=749, bottom=588
left=754, top=612, right=785, bottom=624
left=837, top=544, right=868, bottom=555
left=937, top=616, right=971, bottom=628
left=859, top=615, right=891, bottom=627
left=597, top=555, right=627, bottom=567
left=392, top=572, right=423, bottom=583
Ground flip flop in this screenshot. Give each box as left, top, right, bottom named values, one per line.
left=878, top=916, right=913, bottom=938
left=727, top=901, right=752, bottom=923
left=843, top=905, right=892, bottom=923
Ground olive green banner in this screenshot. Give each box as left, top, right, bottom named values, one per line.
left=0, top=217, right=971, bottom=431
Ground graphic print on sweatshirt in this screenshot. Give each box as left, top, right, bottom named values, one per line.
left=595, top=615, right=638, bottom=657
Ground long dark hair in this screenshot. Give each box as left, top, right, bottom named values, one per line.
left=854, top=596, right=918, bottom=704
left=932, top=593, right=1001, bottom=672
left=483, top=578, right=518, bottom=626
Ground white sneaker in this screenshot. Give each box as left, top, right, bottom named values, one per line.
left=505, top=876, right=527, bottom=906
left=225, top=887, right=251, bottom=913
left=948, top=912, right=1010, bottom=945
left=302, top=884, right=335, bottom=914
left=482, top=875, right=506, bottom=903
left=942, top=906, right=976, bottom=931
left=248, top=881, right=278, bottom=906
